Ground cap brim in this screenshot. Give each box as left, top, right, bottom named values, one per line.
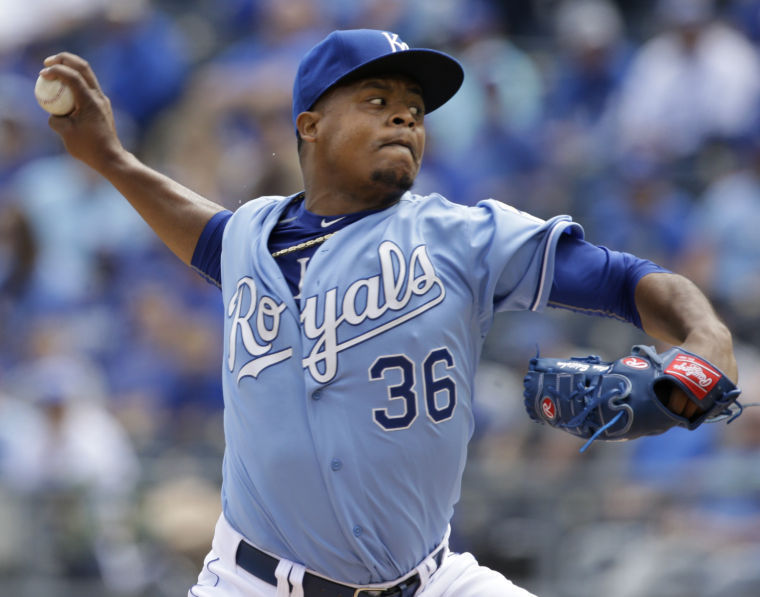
left=338, top=49, right=464, bottom=114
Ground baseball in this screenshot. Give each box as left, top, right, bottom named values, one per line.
left=34, top=75, right=75, bottom=115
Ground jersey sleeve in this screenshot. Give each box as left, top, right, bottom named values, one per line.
left=190, top=209, right=233, bottom=287
left=548, top=234, right=671, bottom=328
left=466, top=199, right=584, bottom=317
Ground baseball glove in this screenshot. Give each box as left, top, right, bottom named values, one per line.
left=523, top=345, right=741, bottom=452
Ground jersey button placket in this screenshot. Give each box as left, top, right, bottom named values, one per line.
left=330, top=458, right=342, bottom=471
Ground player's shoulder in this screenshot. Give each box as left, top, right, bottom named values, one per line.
left=398, top=191, right=479, bottom=218
left=401, top=192, right=583, bottom=245
left=222, top=194, right=292, bottom=247
left=226, top=194, right=292, bottom=228
left=233, top=194, right=291, bottom=216
left=400, top=192, right=551, bottom=225
left=401, top=191, right=464, bottom=208
left=400, top=191, right=528, bottom=213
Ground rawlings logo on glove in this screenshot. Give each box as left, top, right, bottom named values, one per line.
left=664, top=354, right=720, bottom=398
left=523, top=345, right=742, bottom=452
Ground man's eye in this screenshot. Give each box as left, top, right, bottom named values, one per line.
left=369, top=98, right=384, bottom=106
left=410, top=106, right=422, bottom=116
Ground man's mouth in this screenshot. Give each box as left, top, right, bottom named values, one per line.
left=381, top=140, right=415, bottom=160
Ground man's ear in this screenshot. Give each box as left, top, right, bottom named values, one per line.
left=296, top=111, right=320, bottom=143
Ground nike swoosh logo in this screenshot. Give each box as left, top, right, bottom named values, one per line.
left=321, top=217, right=346, bottom=228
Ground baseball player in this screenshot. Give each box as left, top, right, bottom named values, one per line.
left=41, top=29, right=737, bottom=597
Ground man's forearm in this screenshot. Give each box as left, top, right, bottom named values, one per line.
left=96, top=149, right=225, bottom=265
left=634, top=272, right=737, bottom=381
left=40, top=53, right=226, bottom=266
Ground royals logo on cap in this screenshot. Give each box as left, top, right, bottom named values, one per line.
left=380, top=31, right=409, bottom=52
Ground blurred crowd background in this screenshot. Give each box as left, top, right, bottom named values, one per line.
left=2, top=0, right=760, bottom=595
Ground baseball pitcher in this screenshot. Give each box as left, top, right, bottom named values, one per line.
left=40, top=29, right=738, bottom=597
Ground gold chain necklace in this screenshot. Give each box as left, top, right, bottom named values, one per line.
left=270, top=232, right=336, bottom=258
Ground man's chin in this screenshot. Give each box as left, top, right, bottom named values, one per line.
left=370, top=168, right=415, bottom=202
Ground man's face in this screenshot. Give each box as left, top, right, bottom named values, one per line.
left=309, top=74, right=426, bottom=205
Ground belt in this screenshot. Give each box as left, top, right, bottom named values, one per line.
left=235, top=540, right=444, bottom=597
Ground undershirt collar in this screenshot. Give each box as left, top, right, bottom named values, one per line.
left=267, top=193, right=385, bottom=299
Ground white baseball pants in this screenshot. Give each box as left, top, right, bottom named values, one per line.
left=189, top=514, right=538, bottom=597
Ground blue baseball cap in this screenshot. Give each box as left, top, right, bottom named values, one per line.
left=292, top=29, right=464, bottom=130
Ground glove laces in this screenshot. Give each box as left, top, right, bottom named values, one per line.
left=548, top=378, right=628, bottom=453
left=704, top=390, right=757, bottom=424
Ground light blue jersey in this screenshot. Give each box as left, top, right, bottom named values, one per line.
left=219, top=191, right=581, bottom=584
